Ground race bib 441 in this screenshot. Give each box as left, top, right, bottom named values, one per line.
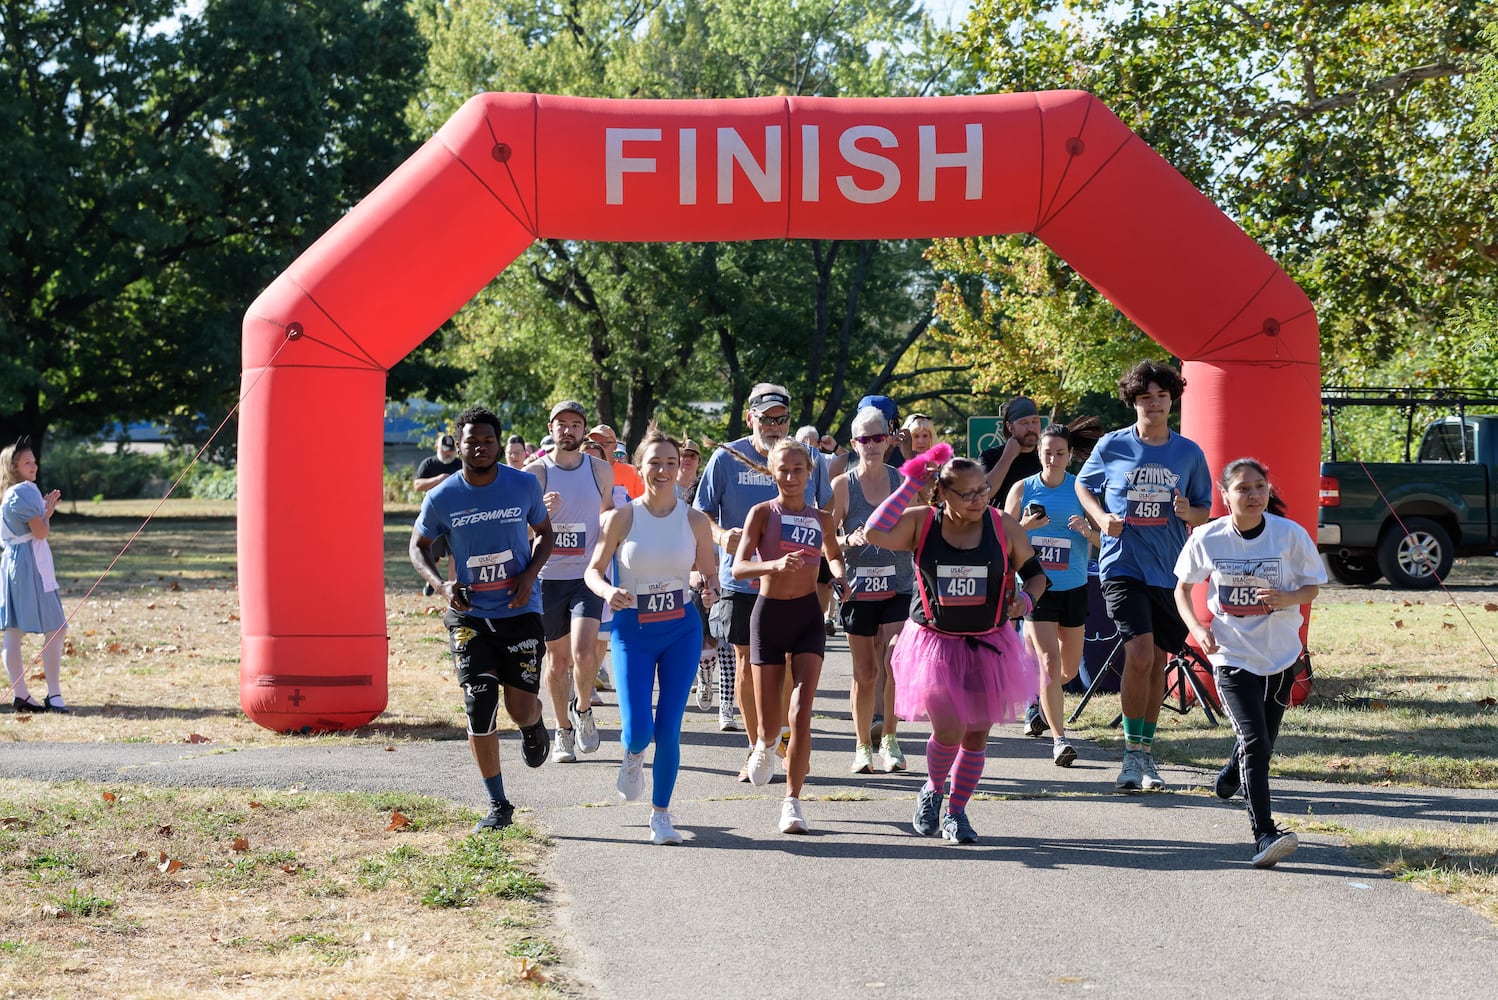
left=1032, top=535, right=1071, bottom=572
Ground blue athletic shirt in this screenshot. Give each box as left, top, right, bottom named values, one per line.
left=693, top=437, right=830, bottom=596
left=415, top=465, right=548, bottom=618
left=1076, top=427, right=1211, bottom=589
left=1018, top=471, right=1089, bottom=592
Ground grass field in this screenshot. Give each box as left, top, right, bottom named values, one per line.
left=1, top=503, right=1494, bottom=990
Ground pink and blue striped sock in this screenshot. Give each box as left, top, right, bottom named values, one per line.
left=923, top=737, right=960, bottom=794
left=947, top=746, right=987, bottom=813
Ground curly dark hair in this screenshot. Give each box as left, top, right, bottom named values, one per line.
left=1117, top=360, right=1186, bottom=405
left=454, top=405, right=502, bottom=439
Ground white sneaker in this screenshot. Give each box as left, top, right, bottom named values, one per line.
left=878, top=734, right=907, bottom=773
left=617, top=749, right=646, bottom=801
left=695, top=660, right=714, bottom=710
left=569, top=698, right=601, bottom=754
left=718, top=710, right=742, bottom=732
left=649, top=809, right=683, bottom=845
left=746, top=742, right=775, bottom=787
left=850, top=743, right=875, bottom=774
left=1140, top=752, right=1166, bottom=790
left=551, top=727, right=577, bottom=764
left=779, top=796, right=808, bottom=834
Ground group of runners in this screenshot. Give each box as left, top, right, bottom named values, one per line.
left=409, top=359, right=1325, bottom=867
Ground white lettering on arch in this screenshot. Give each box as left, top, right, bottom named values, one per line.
left=837, top=126, right=899, bottom=204
left=605, top=128, right=661, bottom=205
left=918, top=123, right=983, bottom=201
left=718, top=126, right=783, bottom=205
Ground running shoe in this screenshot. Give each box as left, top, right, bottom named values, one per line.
left=746, top=742, right=775, bottom=786
left=1115, top=749, right=1144, bottom=791
left=649, top=809, right=683, bottom=846
left=594, top=666, right=615, bottom=692
left=824, top=617, right=836, bottom=637
left=1052, top=739, right=1078, bottom=768
left=617, top=749, right=647, bottom=801
left=422, top=581, right=435, bottom=597
left=551, top=727, right=578, bottom=764
left=779, top=796, right=808, bottom=834
left=1252, top=830, right=1300, bottom=869
left=850, top=743, right=875, bottom=774
left=569, top=697, right=601, bottom=754
left=718, top=709, right=742, bottom=732
left=940, top=809, right=978, bottom=844
left=696, top=660, right=714, bottom=710
left=912, top=786, right=944, bottom=837
left=472, top=800, right=514, bottom=833
left=589, top=688, right=604, bottom=707
left=878, top=734, right=907, bottom=773
left=1140, top=752, right=1166, bottom=790
left=1023, top=701, right=1049, bottom=737
left=1215, top=747, right=1243, bottom=799
left=519, top=721, right=551, bottom=769
left=870, top=714, right=883, bottom=742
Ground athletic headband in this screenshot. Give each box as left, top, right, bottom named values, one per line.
left=1005, top=397, right=1039, bottom=422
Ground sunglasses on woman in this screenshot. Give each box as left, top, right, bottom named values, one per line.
left=854, top=434, right=888, bottom=445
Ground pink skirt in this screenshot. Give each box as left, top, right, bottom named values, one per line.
left=891, top=620, right=1039, bottom=729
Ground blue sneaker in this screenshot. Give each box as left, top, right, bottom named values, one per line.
left=913, top=786, right=944, bottom=837
left=940, top=809, right=978, bottom=844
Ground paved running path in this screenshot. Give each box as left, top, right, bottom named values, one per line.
left=4, top=638, right=1496, bottom=998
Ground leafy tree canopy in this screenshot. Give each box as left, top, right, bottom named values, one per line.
left=0, top=0, right=426, bottom=451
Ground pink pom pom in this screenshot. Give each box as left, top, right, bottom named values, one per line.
left=900, top=442, right=952, bottom=480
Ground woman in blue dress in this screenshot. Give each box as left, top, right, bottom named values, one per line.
left=1, top=441, right=69, bottom=713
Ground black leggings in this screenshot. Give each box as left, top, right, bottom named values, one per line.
left=1216, top=665, right=1296, bottom=839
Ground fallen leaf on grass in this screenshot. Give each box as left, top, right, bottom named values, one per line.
left=1441, top=621, right=1456, bottom=630
left=168, top=580, right=181, bottom=591
left=1401, top=600, right=1412, bottom=607
left=0, top=817, right=30, bottom=830
left=145, top=602, right=156, bottom=610
left=282, top=862, right=303, bottom=874
left=249, top=801, right=263, bottom=809
left=230, top=836, right=249, bottom=853
left=1477, top=697, right=1497, bottom=707
left=518, top=958, right=548, bottom=983
left=158, top=852, right=182, bottom=874
left=384, top=746, right=396, bottom=752
left=1485, top=603, right=1498, bottom=612
left=157, top=825, right=173, bottom=837
left=184, top=733, right=211, bottom=744
left=102, top=791, right=117, bottom=804
left=386, top=811, right=409, bottom=832
left=1393, top=620, right=1405, bottom=629
left=1436, top=684, right=1448, bottom=690
left=1327, top=758, right=1353, bottom=770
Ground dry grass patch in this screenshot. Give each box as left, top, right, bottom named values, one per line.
left=1290, top=817, right=1498, bottom=925
left=0, top=779, right=562, bottom=998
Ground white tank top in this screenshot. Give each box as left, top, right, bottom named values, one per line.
left=616, top=497, right=696, bottom=625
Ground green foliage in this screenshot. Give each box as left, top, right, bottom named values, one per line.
left=408, top=0, right=975, bottom=445
left=186, top=463, right=238, bottom=501
left=40, top=439, right=178, bottom=500
left=940, top=0, right=1495, bottom=395
left=1, top=0, right=427, bottom=449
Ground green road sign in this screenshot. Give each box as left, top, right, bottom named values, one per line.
left=967, top=416, right=1003, bottom=458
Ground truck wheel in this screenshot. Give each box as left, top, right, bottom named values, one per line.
left=1376, top=518, right=1453, bottom=589
left=1325, top=553, right=1382, bottom=586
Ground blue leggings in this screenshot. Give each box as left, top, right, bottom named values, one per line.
left=611, top=609, right=702, bottom=809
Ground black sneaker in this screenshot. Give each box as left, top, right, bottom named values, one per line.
left=1022, top=702, right=1049, bottom=737
left=519, top=721, right=551, bottom=768
left=1252, top=830, right=1299, bottom=868
left=422, top=581, right=435, bottom=596
left=473, top=800, right=515, bottom=833
left=1215, top=747, right=1243, bottom=799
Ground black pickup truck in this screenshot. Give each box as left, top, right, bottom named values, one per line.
left=1318, top=387, right=1498, bottom=588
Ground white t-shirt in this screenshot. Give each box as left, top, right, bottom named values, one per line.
left=1174, top=514, right=1326, bottom=676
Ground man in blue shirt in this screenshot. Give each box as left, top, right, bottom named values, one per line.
left=412, top=405, right=555, bottom=832
left=1077, top=361, right=1211, bottom=793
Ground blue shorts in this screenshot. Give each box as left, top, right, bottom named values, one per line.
left=541, top=577, right=605, bottom=642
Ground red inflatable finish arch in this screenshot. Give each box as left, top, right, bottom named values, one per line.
left=240, top=92, right=1319, bottom=731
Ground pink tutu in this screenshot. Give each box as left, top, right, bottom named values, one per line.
left=891, top=620, right=1039, bottom=729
